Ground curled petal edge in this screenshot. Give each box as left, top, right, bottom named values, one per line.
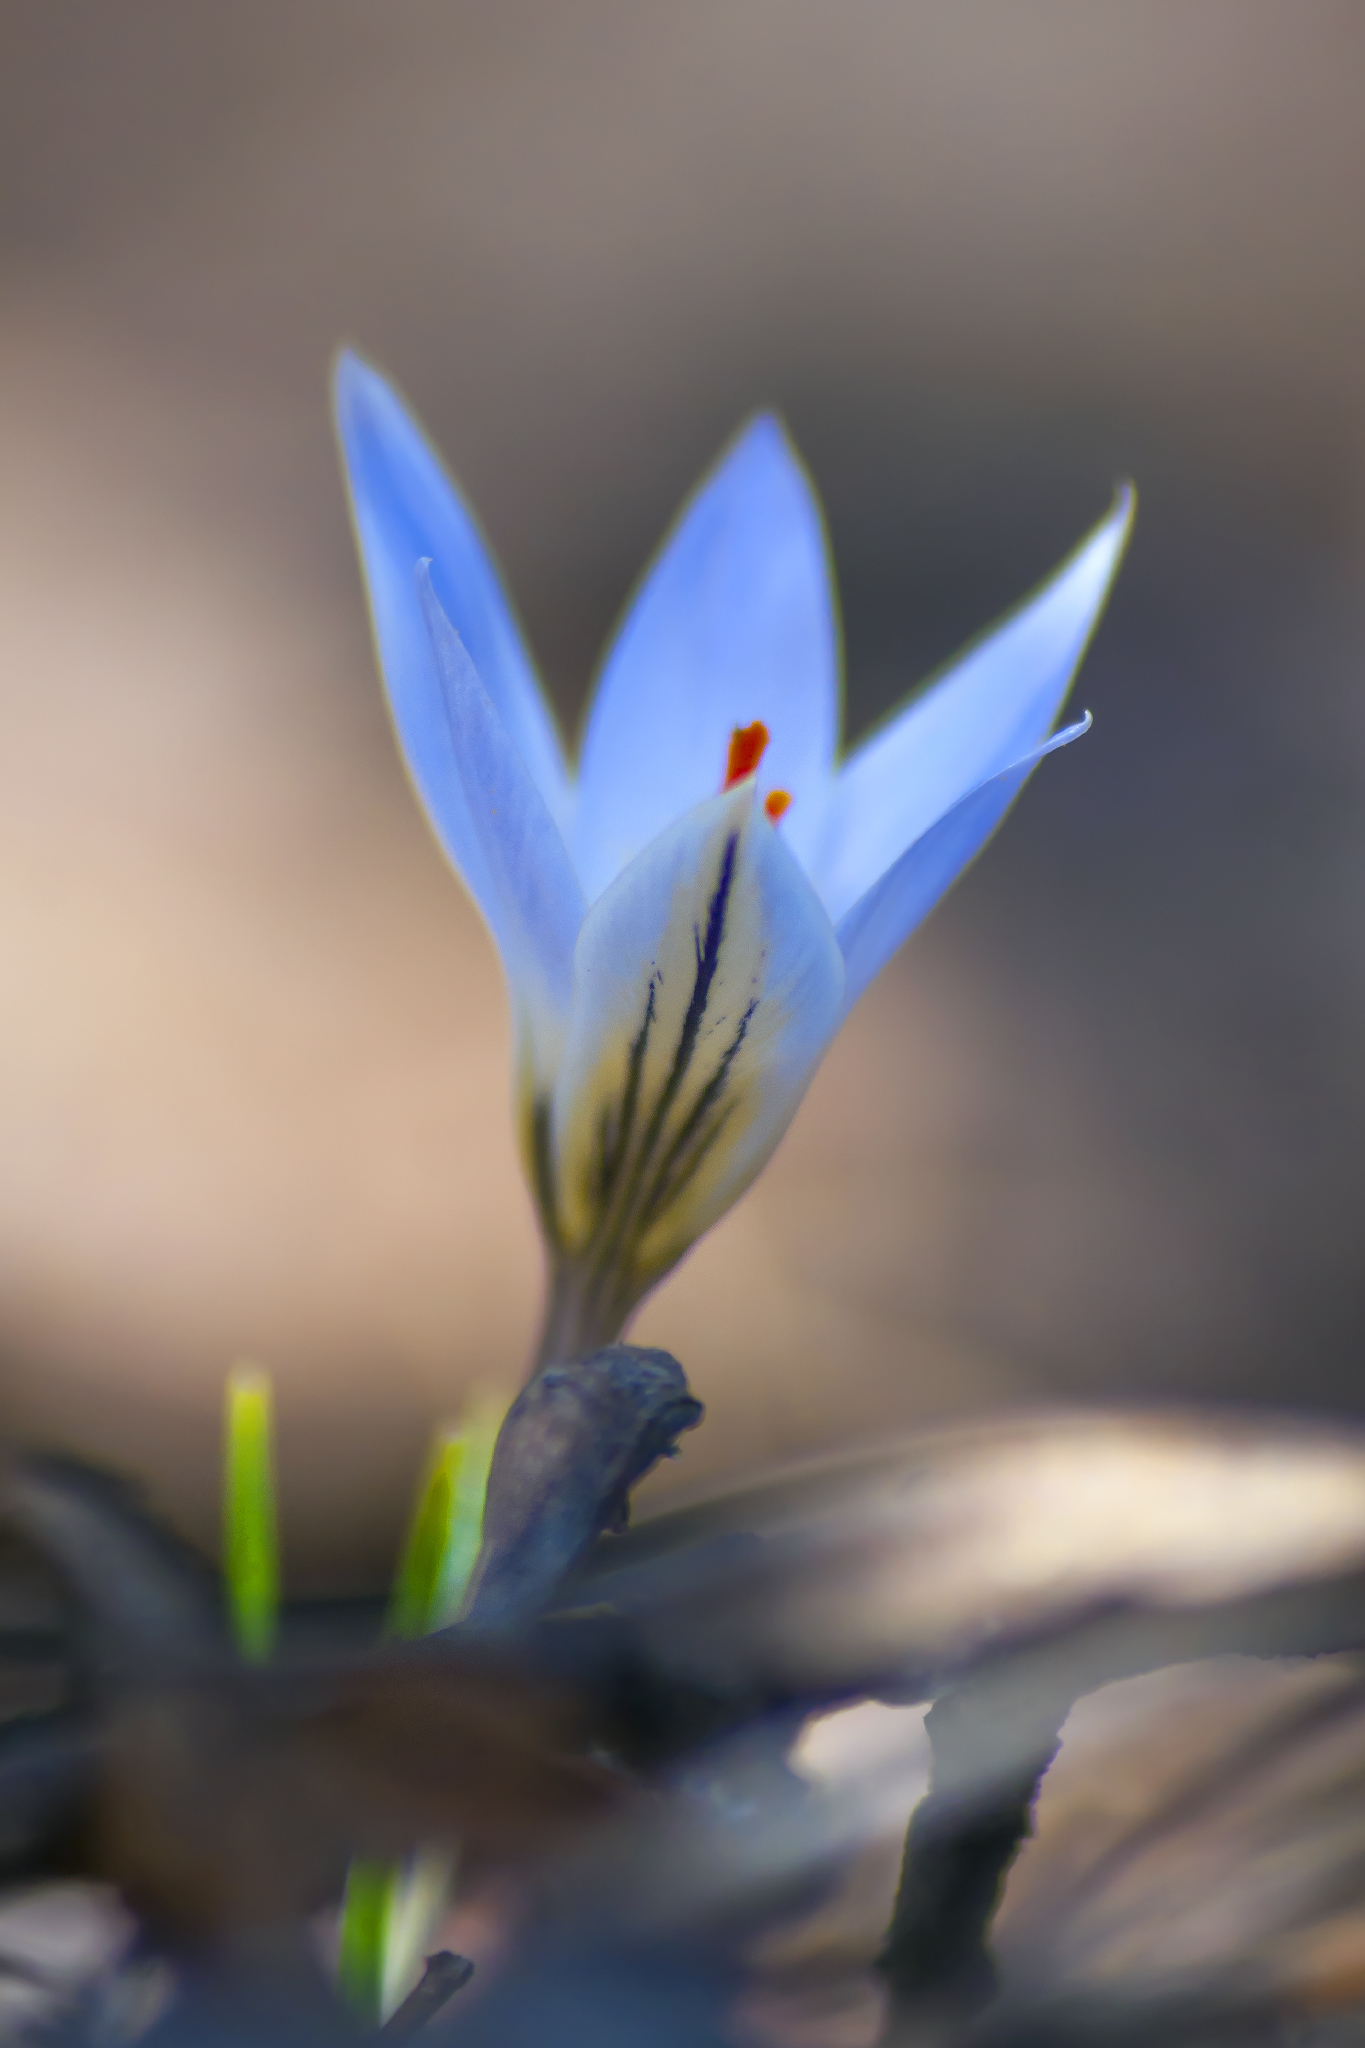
left=835, top=715, right=1092, bottom=1015
left=816, top=488, right=1131, bottom=923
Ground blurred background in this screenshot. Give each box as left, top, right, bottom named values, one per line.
left=2, top=0, right=1364, bottom=1583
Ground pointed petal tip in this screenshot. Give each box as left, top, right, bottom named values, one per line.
left=1034, top=483, right=1134, bottom=628
left=333, top=352, right=439, bottom=457
left=331, top=347, right=398, bottom=433
left=1095, top=478, right=1137, bottom=557
left=718, top=407, right=810, bottom=487
left=1045, top=483, right=1136, bottom=598
left=331, top=343, right=370, bottom=408
left=733, top=406, right=785, bottom=446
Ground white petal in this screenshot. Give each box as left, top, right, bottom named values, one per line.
left=548, top=784, right=845, bottom=1331
left=836, top=718, right=1090, bottom=1012
left=817, top=489, right=1132, bottom=923
left=572, top=416, right=839, bottom=901
left=418, top=571, right=585, bottom=1100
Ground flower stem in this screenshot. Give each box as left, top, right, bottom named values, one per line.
left=532, top=1257, right=632, bottom=1372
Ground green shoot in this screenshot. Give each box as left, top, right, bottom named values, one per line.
left=389, top=1388, right=504, bottom=1636
left=337, top=1387, right=506, bottom=2019
left=336, top=1860, right=392, bottom=2017
left=223, top=1365, right=279, bottom=1662
left=379, top=1849, right=458, bottom=2018
left=387, top=1431, right=464, bottom=1640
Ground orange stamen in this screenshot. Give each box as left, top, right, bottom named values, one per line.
left=724, top=721, right=770, bottom=789
left=764, top=790, right=793, bottom=824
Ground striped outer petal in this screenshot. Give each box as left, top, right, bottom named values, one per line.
left=836, top=716, right=1090, bottom=1013
left=572, top=415, right=839, bottom=901
left=816, top=488, right=1132, bottom=924
left=334, top=353, right=573, bottom=861
left=545, top=782, right=845, bottom=1338
left=418, top=571, right=585, bottom=1115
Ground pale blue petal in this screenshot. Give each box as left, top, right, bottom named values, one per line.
left=572, top=416, right=839, bottom=902
left=817, top=488, right=1132, bottom=924
left=334, top=352, right=572, bottom=841
left=418, top=570, right=585, bottom=1099
left=548, top=784, right=845, bottom=1330
left=836, top=717, right=1091, bottom=1013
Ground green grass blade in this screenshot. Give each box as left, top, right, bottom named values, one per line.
left=223, top=1366, right=279, bottom=1662
left=387, top=1432, right=464, bottom=1640
left=381, top=1849, right=458, bottom=2017
left=387, top=1386, right=505, bottom=1638
left=337, top=1859, right=393, bottom=2017
left=339, top=1387, right=507, bottom=2019
left=431, top=1386, right=505, bottom=1626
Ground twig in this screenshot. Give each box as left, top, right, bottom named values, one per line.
left=461, top=1346, right=703, bottom=1630
left=378, top=1951, right=474, bottom=2041
left=878, top=1676, right=1074, bottom=2039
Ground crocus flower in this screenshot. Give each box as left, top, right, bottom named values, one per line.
left=334, top=355, right=1132, bottom=1363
